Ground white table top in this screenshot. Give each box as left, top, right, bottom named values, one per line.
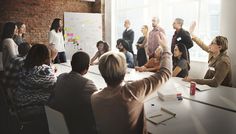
left=169, top=77, right=236, bottom=112
left=54, top=63, right=236, bottom=133
left=145, top=97, right=236, bottom=134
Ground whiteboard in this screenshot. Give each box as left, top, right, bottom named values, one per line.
left=64, top=12, right=102, bottom=59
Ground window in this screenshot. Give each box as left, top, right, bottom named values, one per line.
left=112, top=0, right=220, bottom=62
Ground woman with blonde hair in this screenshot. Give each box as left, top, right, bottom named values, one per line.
left=91, top=32, right=172, bottom=134
left=136, top=25, right=148, bottom=66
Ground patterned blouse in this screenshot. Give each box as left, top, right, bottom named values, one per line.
left=15, top=64, right=56, bottom=110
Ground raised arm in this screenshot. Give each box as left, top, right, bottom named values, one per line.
left=127, top=32, right=172, bottom=101
left=192, top=37, right=210, bottom=53
left=189, top=21, right=209, bottom=53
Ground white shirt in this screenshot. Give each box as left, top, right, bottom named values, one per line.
left=48, top=29, right=65, bottom=52
left=2, top=38, right=18, bottom=70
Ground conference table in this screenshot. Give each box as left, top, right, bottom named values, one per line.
left=54, top=62, right=236, bottom=134
left=171, top=77, right=236, bottom=113
left=145, top=97, right=236, bottom=134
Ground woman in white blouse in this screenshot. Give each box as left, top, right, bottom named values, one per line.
left=1, top=22, right=19, bottom=71
left=49, top=18, right=66, bottom=63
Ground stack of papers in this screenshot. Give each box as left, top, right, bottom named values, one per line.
left=146, top=107, right=176, bottom=125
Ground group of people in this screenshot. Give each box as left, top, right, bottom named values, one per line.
left=0, top=17, right=172, bottom=134
left=118, top=17, right=232, bottom=87
left=0, top=18, right=66, bottom=133
left=0, top=15, right=232, bottom=134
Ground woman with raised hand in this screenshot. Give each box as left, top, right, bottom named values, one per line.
left=1, top=22, right=19, bottom=70
left=183, top=22, right=232, bottom=87
left=91, top=32, right=172, bottom=134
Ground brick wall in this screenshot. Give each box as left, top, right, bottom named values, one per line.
left=0, top=0, right=101, bottom=44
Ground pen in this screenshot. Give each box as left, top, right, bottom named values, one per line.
left=161, top=107, right=176, bottom=117
left=149, top=114, right=162, bottom=118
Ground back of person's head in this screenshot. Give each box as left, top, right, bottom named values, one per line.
left=99, top=51, right=126, bottom=87
left=24, top=44, right=50, bottom=70
left=71, top=51, right=90, bottom=74
left=1, top=22, right=16, bottom=40
left=18, top=42, right=31, bottom=57
left=175, top=18, right=184, bottom=27
left=214, top=36, right=228, bottom=53
left=50, top=18, right=61, bottom=31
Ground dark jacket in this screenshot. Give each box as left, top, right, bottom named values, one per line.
left=171, top=28, right=193, bottom=61
left=123, top=29, right=134, bottom=54
left=49, top=71, right=98, bottom=134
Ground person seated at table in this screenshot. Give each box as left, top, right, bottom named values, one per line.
left=135, top=47, right=162, bottom=72
left=183, top=22, right=232, bottom=87
left=2, top=42, right=31, bottom=95
left=172, top=43, right=190, bottom=78
left=90, top=40, right=109, bottom=65
left=116, top=38, right=134, bottom=68
left=49, top=51, right=98, bottom=134
left=91, top=32, right=172, bottom=134
left=14, top=44, right=57, bottom=133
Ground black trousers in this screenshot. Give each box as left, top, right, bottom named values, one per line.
left=54, top=52, right=67, bottom=64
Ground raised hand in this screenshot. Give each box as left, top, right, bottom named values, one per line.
left=157, top=32, right=168, bottom=49
left=189, top=21, right=196, bottom=36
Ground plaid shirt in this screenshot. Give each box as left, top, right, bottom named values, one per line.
left=2, top=56, right=25, bottom=93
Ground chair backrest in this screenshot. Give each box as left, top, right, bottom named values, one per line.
left=44, top=105, right=69, bottom=134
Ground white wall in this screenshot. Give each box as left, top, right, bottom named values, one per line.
left=104, top=0, right=112, bottom=46
left=220, top=0, right=236, bottom=87
left=189, top=61, right=208, bottom=79
left=105, top=0, right=235, bottom=87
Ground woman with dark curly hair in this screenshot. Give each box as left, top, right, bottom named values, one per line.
left=90, top=40, right=109, bottom=65
left=172, top=43, right=190, bottom=78
left=49, top=18, right=66, bottom=63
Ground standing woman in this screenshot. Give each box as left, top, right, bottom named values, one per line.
left=136, top=25, right=148, bottom=66
left=172, top=43, right=190, bottom=78
left=49, top=18, right=66, bottom=63
left=1, top=22, right=19, bottom=70
left=14, top=21, right=27, bottom=46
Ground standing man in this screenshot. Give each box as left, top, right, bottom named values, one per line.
left=122, top=19, right=134, bottom=55
left=171, top=18, right=193, bottom=61
left=147, top=17, right=165, bottom=58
